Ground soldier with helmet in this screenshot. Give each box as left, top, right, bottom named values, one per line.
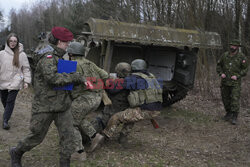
left=66, top=42, right=109, bottom=157
left=88, top=62, right=133, bottom=151
left=10, top=27, right=87, bottom=167
left=90, top=59, right=163, bottom=151
left=217, top=39, right=248, bottom=125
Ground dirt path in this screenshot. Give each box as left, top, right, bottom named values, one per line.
left=0, top=87, right=249, bottom=167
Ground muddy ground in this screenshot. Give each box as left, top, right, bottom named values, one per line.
left=0, top=76, right=249, bottom=167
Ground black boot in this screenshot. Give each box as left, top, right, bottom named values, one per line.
left=59, top=158, right=70, bottom=167
left=3, top=120, right=10, bottom=130
left=223, top=112, right=232, bottom=121
left=118, top=133, right=128, bottom=144
left=231, top=112, right=238, bottom=125
left=118, top=133, right=129, bottom=148
left=10, top=147, right=24, bottom=167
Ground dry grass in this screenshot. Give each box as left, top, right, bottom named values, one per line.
left=0, top=69, right=249, bottom=167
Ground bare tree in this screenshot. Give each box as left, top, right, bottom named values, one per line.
left=235, top=0, right=242, bottom=38
left=245, top=0, right=250, bottom=41
left=2, top=0, right=249, bottom=57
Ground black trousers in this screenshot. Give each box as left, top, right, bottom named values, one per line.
left=0, top=90, right=19, bottom=122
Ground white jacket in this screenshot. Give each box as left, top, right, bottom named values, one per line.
left=0, top=43, right=31, bottom=90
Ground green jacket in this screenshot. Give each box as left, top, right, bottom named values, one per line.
left=71, top=56, right=108, bottom=99
left=32, top=45, right=83, bottom=113
left=216, top=51, right=248, bottom=86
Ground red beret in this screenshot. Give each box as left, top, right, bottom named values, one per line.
left=51, top=27, right=73, bottom=41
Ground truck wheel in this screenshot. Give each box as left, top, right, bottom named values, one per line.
left=162, top=86, right=188, bottom=107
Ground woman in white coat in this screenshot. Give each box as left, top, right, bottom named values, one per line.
left=0, top=33, right=31, bottom=130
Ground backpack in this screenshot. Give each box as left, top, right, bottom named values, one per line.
left=28, top=45, right=54, bottom=85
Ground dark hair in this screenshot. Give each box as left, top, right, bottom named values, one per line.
left=48, top=33, right=59, bottom=45
left=7, top=33, right=20, bottom=68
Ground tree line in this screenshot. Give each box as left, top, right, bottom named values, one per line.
left=0, top=0, right=249, bottom=53
left=0, top=0, right=249, bottom=101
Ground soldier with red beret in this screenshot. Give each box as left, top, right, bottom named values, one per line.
left=10, top=27, right=86, bottom=167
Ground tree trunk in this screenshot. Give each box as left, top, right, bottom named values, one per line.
left=235, top=0, right=241, bottom=38
left=167, top=0, right=172, bottom=24
left=245, top=0, right=250, bottom=41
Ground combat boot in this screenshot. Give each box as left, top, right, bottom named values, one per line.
left=231, top=112, right=238, bottom=125
left=118, top=133, right=129, bottom=149
left=59, top=158, right=70, bottom=167
left=223, top=112, right=233, bottom=121
left=118, top=133, right=129, bottom=148
left=3, top=119, right=10, bottom=130
left=10, top=147, right=24, bottom=167
left=88, top=133, right=105, bottom=152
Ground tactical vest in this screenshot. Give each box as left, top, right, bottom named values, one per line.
left=127, top=72, right=163, bottom=107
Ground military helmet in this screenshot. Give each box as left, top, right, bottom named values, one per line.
left=131, top=59, right=147, bottom=71
left=229, top=39, right=241, bottom=46
left=115, top=62, right=131, bottom=78
left=67, top=42, right=85, bottom=56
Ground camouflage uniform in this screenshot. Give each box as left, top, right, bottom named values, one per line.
left=102, top=89, right=130, bottom=126
left=94, top=80, right=132, bottom=138
left=83, top=80, right=134, bottom=140
left=103, top=107, right=160, bottom=138
left=70, top=56, right=108, bottom=149
left=95, top=62, right=132, bottom=136
left=15, top=45, right=85, bottom=159
left=217, top=51, right=248, bottom=115
left=103, top=71, right=163, bottom=138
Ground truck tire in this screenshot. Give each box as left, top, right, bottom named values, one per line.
left=162, top=86, right=188, bottom=107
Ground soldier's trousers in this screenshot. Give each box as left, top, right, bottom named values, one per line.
left=71, top=92, right=102, bottom=151
left=86, top=105, right=135, bottom=137
left=103, top=107, right=160, bottom=138
left=221, top=84, right=241, bottom=113
left=16, top=109, right=76, bottom=159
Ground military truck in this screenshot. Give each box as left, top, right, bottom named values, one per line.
left=30, top=18, right=221, bottom=106
left=75, top=18, right=221, bottom=106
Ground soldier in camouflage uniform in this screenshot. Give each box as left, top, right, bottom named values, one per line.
left=102, top=63, right=133, bottom=141
left=10, top=27, right=86, bottom=167
left=91, top=59, right=163, bottom=151
left=217, top=39, right=249, bottom=125
left=88, top=62, right=133, bottom=151
left=66, top=42, right=109, bottom=155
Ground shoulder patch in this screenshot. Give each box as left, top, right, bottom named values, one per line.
left=47, top=55, right=53, bottom=59
left=37, top=45, right=54, bottom=55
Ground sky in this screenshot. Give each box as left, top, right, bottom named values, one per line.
left=0, top=0, right=35, bottom=29
left=0, top=0, right=31, bottom=16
